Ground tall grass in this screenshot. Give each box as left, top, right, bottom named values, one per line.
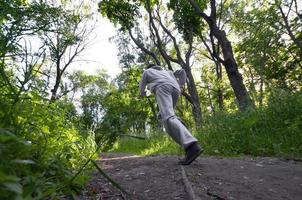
left=111, top=90, right=302, bottom=159
left=111, top=132, right=183, bottom=156
left=198, top=90, right=302, bottom=159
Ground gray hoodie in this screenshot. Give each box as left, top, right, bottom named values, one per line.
left=140, top=66, right=182, bottom=96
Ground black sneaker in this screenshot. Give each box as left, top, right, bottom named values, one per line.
left=179, top=143, right=203, bottom=165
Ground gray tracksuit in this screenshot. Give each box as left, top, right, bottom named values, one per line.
left=139, top=66, right=197, bottom=149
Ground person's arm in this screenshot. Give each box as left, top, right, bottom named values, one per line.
left=174, top=69, right=187, bottom=89
left=139, top=71, right=147, bottom=97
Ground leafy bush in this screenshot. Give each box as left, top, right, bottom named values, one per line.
left=198, top=90, right=302, bottom=159
left=0, top=95, right=97, bottom=199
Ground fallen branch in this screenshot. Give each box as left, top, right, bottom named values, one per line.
left=180, top=165, right=201, bottom=200
left=121, top=134, right=147, bottom=140
left=91, top=160, right=128, bottom=197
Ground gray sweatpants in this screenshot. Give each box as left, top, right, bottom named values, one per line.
left=155, top=84, right=198, bottom=149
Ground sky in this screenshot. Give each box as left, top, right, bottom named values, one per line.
left=42, top=0, right=121, bottom=79
left=71, top=14, right=121, bottom=79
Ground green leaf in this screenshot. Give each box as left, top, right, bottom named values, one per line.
left=0, top=172, right=20, bottom=182
left=3, top=183, right=23, bottom=194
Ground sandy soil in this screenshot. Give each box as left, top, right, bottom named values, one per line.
left=80, top=153, right=302, bottom=200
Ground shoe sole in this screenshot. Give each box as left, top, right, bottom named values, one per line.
left=181, top=148, right=204, bottom=165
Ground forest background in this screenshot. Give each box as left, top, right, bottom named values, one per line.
left=1, top=0, right=301, bottom=199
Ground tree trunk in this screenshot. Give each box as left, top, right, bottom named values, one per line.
left=206, top=84, right=215, bottom=113
left=50, top=67, right=61, bottom=102
left=215, top=60, right=224, bottom=110
left=188, top=0, right=254, bottom=110
left=184, top=67, right=203, bottom=128
left=213, top=28, right=254, bottom=110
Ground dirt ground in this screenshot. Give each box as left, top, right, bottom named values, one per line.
left=80, top=153, right=302, bottom=200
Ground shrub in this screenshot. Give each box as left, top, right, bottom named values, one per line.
left=0, top=95, right=97, bottom=199
left=198, top=90, right=302, bottom=159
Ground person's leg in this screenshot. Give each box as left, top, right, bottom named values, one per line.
left=155, top=85, right=179, bottom=143
left=164, top=116, right=197, bottom=149
left=155, top=85, right=175, bottom=121
left=156, top=85, right=198, bottom=149
left=156, top=85, right=203, bottom=165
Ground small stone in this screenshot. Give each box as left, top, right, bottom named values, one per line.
left=268, top=188, right=276, bottom=193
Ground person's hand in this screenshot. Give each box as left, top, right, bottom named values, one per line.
left=146, top=90, right=151, bottom=97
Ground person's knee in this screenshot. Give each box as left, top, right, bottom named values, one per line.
left=165, top=115, right=176, bottom=124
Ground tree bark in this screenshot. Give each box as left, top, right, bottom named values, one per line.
left=216, top=62, right=224, bottom=110
left=184, top=66, right=202, bottom=127
left=217, top=29, right=253, bottom=109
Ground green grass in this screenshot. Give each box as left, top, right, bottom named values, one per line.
left=111, top=90, right=302, bottom=160
left=111, top=133, right=183, bottom=156
left=197, top=90, right=302, bottom=159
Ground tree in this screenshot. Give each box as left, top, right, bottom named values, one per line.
left=185, top=0, right=254, bottom=110
left=232, top=0, right=302, bottom=98
left=99, top=0, right=204, bottom=127
left=0, top=1, right=98, bottom=198
left=40, top=5, right=93, bottom=101
left=0, top=1, right=52, bottom=101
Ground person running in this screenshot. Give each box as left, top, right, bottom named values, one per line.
left=139, top=63, right=203, bottom=165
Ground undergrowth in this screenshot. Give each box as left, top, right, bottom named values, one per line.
left=0, top=96, right=97, bottom=199
left=111, top=90, right=302, bottom=160
left=111, top=133, right=183, bottom=156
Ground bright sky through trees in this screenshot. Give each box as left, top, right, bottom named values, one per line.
left=73, top=18, right=118, bottom=102
left=71, top=15, right=120, bottom=78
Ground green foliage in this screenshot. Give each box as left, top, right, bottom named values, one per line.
left=88, top=67, right=158, bottom=150
left=168, top=0, right=206, bottom=40
left=198, top=90, right=302, bottom=159
left=111, top=132, right=183, bottom=156
left=232, top=1, right=302, bottom=91
left=0, top=94, right=97, bottom=199
left=0, top=2, right=98, bottom=198
left=98, top=0, right=141, bottom=31
left=112, top=90, right=302, bottom=160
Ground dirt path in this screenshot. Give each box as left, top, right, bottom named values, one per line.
left=81, top=153, right=302, bottom=200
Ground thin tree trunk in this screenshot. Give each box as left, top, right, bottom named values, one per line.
left=258, top=53, right=266, bottom=107
left=184, top=67, right=202, bottom=127
left=212, top=28, right=253, bottom=110
left=215, top=60, right=224, bottom=110
left=206, top=84, right=215, bottom=113
left=259, top=76, right=264, bottom=107
left=278, top=3, right=302, bottom=57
